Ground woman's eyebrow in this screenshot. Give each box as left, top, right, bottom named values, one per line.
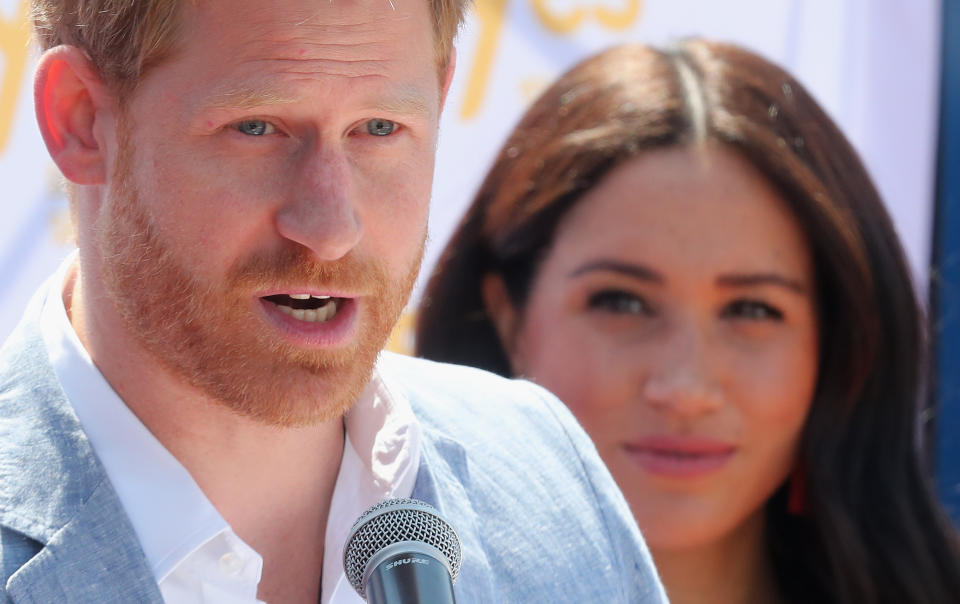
left=716, top=273, right=809, bottom=294
left=568, top=259, right=664, bottom=283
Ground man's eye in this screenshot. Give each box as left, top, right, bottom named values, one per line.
left=722, top=300, right=784, bottom=321
left=587, top=290, right=652, bottom=315
left=365, top=118, right=398, bottom=136
left=235, top=120, right=275, bottom=136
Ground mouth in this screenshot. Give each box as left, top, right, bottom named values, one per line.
left=256, top=289, right=359, bottom=348
left=262, top=293, right=342, bottom=324
left=624, top=436, right=736, bottom=478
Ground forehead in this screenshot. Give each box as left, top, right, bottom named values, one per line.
left=149, top=0, right=438, bottom=103
left=550, top=145, right=813, bottom=276
left=180, top=0, right=429, bottom=57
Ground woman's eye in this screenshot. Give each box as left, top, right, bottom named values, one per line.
left=365, top=118, right=398, bottom=136
left=587, top=290, right=651, bottom=315
left=235, top=120, right=276, bottom=136
left=722, top=300, right=784, bottom=321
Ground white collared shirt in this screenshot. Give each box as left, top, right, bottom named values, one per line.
left=39, top=254, right=421, bottom=603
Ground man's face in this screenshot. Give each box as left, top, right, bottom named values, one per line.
left=95, top=0, right=443, bottom=426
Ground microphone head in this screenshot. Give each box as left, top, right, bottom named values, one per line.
left=343, top=498, right=462, bottom=599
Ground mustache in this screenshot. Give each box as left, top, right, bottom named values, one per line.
left=226, top=244, right=388, bottom=293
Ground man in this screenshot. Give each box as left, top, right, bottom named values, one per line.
left=0, top=1, right=666, bottom=602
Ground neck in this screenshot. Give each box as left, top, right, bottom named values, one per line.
left=66, top=259, right=346, bottom=603
left=652, top=511, right=781, bottom=604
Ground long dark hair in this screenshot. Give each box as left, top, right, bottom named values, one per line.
left=417, top=41, right=960, bottom=603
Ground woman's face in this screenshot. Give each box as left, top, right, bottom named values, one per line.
left=501, top=145, right=819, bottom=552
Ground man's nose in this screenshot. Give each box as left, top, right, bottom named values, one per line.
left=642, top=324, right=724, bottom=419
left=275, top=146, right=362, bottom=261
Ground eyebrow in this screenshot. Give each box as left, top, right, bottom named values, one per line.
left=199, top=84, right=433, bottom=118
left=200, top=87, right=299, bottom=111
left=568, top=259, right=808, bottom=294
left=716, top=273, right=809, bottom=294
left=568, top=259, right=664, bottom=283
left=372, top=87, right=434, bottom=118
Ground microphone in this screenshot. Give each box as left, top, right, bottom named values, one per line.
left=343, top=498, right=462, bottom=604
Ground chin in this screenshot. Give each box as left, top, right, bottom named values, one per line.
left=219, top=382, right=359, bottom=427
left=182, top=354, right=374, bottom=428
left=630, top=499, right=755, bottom=553
left=642, top=524, right=729, bottom=553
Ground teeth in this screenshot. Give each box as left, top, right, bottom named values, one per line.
left=289, top=293, right=310, bottom=300
left=274, top=299, right=339, bottom=323
left=312, top=295, right=331, bottom=300
left=316, top=300, right=337, bottom=321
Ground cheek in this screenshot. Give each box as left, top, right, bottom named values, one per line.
left=730, top=343, right=817, bottom=485
left=357, top=179, right=429, bottom=274
left=516, top=313, right=630, bottom=443
left=136, top=152, right=265, bottom=272
left=157, top=179, right=246, bottom=230
left=734, top=341, right=818, bottom=430
left=351, top=148, right=434, bottom=258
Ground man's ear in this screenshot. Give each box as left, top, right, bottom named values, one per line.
left=34, top=45, right=113, bottom=185
left=439, top=47, right=456, bottom=112
left=481, top=272, right=523, bottom=371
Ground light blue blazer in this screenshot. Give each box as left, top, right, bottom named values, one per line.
left=0, top=291, right=666, bottom=603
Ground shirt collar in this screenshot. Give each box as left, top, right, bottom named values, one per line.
left=321, top=368, right=421, bottom=603
left=40, top=253, right=229, bottom=582
left=40, top=253, right=422, bottom=602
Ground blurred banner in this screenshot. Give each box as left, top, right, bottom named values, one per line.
left=1, top=0, right=941, bottom=346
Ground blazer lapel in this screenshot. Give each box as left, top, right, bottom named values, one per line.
left=5, top=481, right=163, bottom=604
left=1, top=292, right=162, bottom=603
left=412, top=428, right=497, bottom=603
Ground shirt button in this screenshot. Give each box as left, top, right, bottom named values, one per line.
left=219, top=552, right=244, bottom=575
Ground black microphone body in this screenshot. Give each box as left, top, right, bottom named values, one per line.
left=365, top=546, right=456, bottom=604
left=343, top=498, right=462, bottom=604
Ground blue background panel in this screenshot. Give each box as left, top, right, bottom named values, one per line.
left=935, top=0, right=960, bottom=521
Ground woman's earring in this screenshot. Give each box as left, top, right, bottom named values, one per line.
left=787, top=462, right=807, bottom=516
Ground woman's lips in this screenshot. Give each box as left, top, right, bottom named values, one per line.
left=624, top=435, right=736, bottom=478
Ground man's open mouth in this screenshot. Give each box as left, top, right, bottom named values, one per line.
left=263, top=293, right=341, bottom=323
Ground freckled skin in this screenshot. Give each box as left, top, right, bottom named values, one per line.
left=507, top=145, right=819, bottom=552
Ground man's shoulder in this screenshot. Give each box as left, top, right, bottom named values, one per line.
left=0, top=288, right=111, bottom=551
left=380, top=353, right=668, bottom=603
left=377, top=350, right=535, bottom=396
left=377, top=353, right=600, bottom=526
left=377, top=352, right=577, bottom=445
left=0, top=292, right=49, bottom=387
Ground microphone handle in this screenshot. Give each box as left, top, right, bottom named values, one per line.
left=366, top=550, right=457, bottom=604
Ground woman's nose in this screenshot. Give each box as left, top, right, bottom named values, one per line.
left=642, top=323, right=724, bottom=419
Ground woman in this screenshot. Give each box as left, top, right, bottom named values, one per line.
left=416, top=41, right=960, bottom=603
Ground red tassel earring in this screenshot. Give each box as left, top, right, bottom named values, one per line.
left=787, top=462, right=807, bottom=516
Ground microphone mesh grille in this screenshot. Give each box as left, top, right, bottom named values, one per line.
left=343, top=498, right=462, bottom=597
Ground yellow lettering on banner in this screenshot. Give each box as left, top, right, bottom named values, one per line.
left=385, top=309, right=416, bottom=355
left=460, top=0, right=508, bottom=120
left=0, top=0, right=31, bottom=154
left=531, top=0, right=642, bottom=34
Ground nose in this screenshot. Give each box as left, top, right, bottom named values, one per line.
left=642, top=321, right=724, bottom=419
left=275, top=145, right=362, bottom=261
